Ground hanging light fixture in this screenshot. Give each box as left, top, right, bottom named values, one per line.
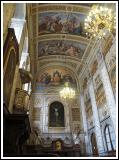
left=60, top=82, right=75, bottom=99
left=59, top=49, right=75, bottom=99
left=84, top=5, right=116, bottom=39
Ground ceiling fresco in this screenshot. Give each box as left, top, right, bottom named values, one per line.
left=38, top=39, right=87, bottom=58
left=29, top=3, right=92, bottom=77
left=38, top=12, right=87, bottom=36
left=36, top=68, right=76, bottom=90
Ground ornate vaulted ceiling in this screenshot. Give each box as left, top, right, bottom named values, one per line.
left=27, top=3, right=95, bottom=91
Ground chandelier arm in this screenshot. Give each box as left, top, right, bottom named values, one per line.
left=84, top=5, right=115, bottom=39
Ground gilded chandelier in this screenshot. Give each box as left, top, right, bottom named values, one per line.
left=60, top=82, right=75, bottom=99
left=84, top=5, right=116, bottom=39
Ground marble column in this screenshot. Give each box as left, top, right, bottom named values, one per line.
left=88, top=79, right=105, bottom=155
left=66, top=101, right=71, bottom=133
left=10, top=18, right=26, bottom=43
left=99, top=59, right=116, bottom=132
left=80, top=93, right=91, bottom=155
left=42, top=96, right=47, bottom=133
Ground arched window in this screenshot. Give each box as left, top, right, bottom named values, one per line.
left=49, top=101, right=65, bottom=127
left=104, top=125, right=116, bottom=151
left=91, top=132, right=99, bottom=156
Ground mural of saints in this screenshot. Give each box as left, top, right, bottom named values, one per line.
left=38, top=12, right=86, bottom=36
left=38, top=40, right=86, bottom=58
left=36, top=69, right=76, bottom=87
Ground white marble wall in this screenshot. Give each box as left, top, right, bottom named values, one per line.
left=79, top=35, right=116, bottom=156
left=31, top=93, right=73, bottom=142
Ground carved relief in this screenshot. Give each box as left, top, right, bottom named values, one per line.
left=85, top=101, right=92, bottom=117
left=34, top=98, right=41, bottom=105
left=109, top=65, right=116, bottom=94
left=72, top=123, right=80, bottom=135
left=94, top=74, right=102, bottom=89
left=98, top=104, right=109, bottom=121
left=31, top=4, right=90, bottom=15
left=85, top=98, right=93, bottom=128
left=32, top=107, right=41, bottom=120
left=86, top=106, right=93, bottom=128
left=72, top=108, right=80, bottom=121
left=85, top=91, right=90, bottom=102
left=95, top=83, right=106, bottom=106
left=83, top=77, right=87, bottom=90
left=70, top=98, right=79, bottom=108
left=106, top=54, right=116, bottom=72
left=84, top=91, right=90, bottom=106
left=102, top=35, right=113, bottom=57
left=102, top=108, right=108, bottom=117
left=91, top=60, right=98, bottom=76
left=14, top=89, right=30, bottom=112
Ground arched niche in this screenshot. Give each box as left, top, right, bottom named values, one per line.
left=91, top=132, right=99, bottom=156
left=35, top=66, right=79, bottom=93
left=49, top=101, right=65, bottom=127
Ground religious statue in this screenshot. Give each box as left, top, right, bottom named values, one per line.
left=49, top=101, right=65, bottom=127
left=54, top=108, right=59, bottom=123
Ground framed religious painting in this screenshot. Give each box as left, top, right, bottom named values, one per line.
left=3, top=28, right=19, bottom=108
left=49, top=101, right=65, bottom=127
left=52, top=139, right=63, bottom=152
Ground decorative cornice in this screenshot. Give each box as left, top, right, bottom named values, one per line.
left=31, top=4, right=90, bottom=15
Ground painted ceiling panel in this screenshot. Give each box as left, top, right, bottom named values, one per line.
left=38, top=39, right=87, bottom=58
left=38, top=12, right=87, bottom=37
left=36, top=68, right=77, bottom=90
left=29, top=3, right=92, bottom=76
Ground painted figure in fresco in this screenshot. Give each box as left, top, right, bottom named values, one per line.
left=65, top=45, right=75, bottom=56
left=36, top=69, right=76, bottom=88
left=68, top=17, right=77, bottom=33
left=39, top=48, right=45, bottom=56
left=52, top=16, right=63, bottom=33
left=39, top=16, right=53, bottom=33
left=52, top=70, right=61, bottom=84
left=73, top=22, right=84, bottom=35
left=39, top=12, right=86, bottom=35
left=37, top=72, right=51, bottom=84
left=62, top=74, right=73, bottom=84
left=45, top=74, right=51, bottom=84
left=39, top=16, right=49, bottom=33
left=38, top=39, right=85, bottom=58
